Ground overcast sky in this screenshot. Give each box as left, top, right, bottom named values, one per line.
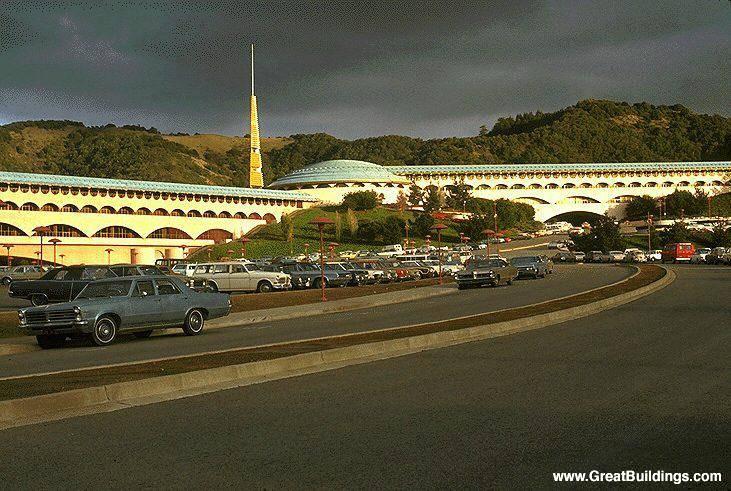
left=0, top=1, right=729, bottom=139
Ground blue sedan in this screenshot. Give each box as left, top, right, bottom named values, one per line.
left=19, top=275, right=231, bottom=348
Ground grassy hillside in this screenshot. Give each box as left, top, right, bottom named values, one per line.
left=189, top=206, right=465, bottom=261
left=1, top=100, right=728, bottom=186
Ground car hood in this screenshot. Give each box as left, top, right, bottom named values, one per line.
left=21, top=296, right=127, bottom=313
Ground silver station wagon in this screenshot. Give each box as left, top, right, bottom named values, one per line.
left=191, top=261, right=291, bottom=293
left=19, top=275, right=231, bottom=348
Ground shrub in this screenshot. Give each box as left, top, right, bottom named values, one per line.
left=341, top=190, right=380, bottom=211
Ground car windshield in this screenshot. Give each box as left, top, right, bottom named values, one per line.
left=472, top=259, right=506, bottom=268
left=325, top=264, right=345, bottom=271
left=77, top=280, right=132, bottom=299
left=245, top=263, right=261, bottom=271
left=511, top=257, right=538, bottom=266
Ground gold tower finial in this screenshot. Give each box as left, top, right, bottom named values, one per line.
left=249, top=43, right=264, bottom=188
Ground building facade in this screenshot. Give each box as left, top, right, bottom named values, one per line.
left=270, top=160, right=731, bottom=222
left=0, top=171, right=316, bottom=265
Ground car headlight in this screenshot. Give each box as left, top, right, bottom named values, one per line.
left=73, top=306, right=82, bottom=322
left=18, top=311, right=26, bottom=325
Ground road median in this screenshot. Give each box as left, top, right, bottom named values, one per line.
left=0, top=265, right=671, bottom=430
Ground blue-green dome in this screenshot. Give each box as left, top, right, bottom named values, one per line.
left=268, top=160, right=410, bottom=189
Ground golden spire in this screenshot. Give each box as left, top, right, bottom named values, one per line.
left=249, top=43, right=263, bottom=188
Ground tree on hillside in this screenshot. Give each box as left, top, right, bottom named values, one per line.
left=572, top=217, right=625, bottom=252
left=409, top=213, right=435, bottom=238
left=706, top=222, right=731, bottom=247
left=658, top=221, right=690, bottom=245
left=334, top=211, right=342, bottom=242
left=422, top=187, right=445, bottom=213
left=408, top=183, right=423, bottom=208
left=341, top=190, right=380, bottom=211
left=279, top=213, right=294, bottom=253
left=664, top=190, right=706, bottom=217
left=445, top=182, right=472, bottom=211
left=396, top=190, right=408, bottom=213
left=626, top=195, right=657, bottom=220
left=346, top=208, right=358, bottom=237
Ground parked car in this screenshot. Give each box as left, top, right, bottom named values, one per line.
left=1, top=265, right=46, bottom=285
left=19, top=276, right=231, bottom=348
left=552, top=251, right=576, bottom=263
left=661, top=242, right=695, bottom=263
left=8, top=265, right=117, bottom=306
left=397, top=260, right=436, bottom=279
left=510, top=256, right=549, bottom=278
left=586, top=251, right=604, bottom=263
left=706, top=247, right=727, bottom=265
left=277, top=262, right=349, bottom=289
left=353, top=259, right=408, bottom=282
left=325, top=262, right=369, bottom=286
left=646, top=249, right=663, bottom=262
left=623, top=250, right=647, bottom=263
left=191, top=262, right=291, bottom=293
left=171, top=262, right=199, bottom=276
left=608, top=250, right=626, bottom=262
left=572, top=251, right=586, bottom=262
left=689, top=248, right=712, bottom=264
left=455, top=257, right=518, bottom=289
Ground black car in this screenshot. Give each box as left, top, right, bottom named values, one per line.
left=8, top=265, right=117, bottom=306
left=8, top=264, right=170, bottom=306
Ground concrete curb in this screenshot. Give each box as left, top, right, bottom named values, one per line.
left=0, top=283, right=455, bottom=356
left=0, top=267, right=674, bottom=430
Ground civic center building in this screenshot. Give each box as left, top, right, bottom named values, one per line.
left=269, top=159, right=731, bottom=222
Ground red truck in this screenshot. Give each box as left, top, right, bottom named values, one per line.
left=661, top=242, right=695, bottom=263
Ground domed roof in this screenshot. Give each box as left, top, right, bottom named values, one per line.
left=268, top=159, right=410, bottom=188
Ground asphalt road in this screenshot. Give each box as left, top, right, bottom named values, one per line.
left=0, top=266, right=727, bottom=488
left=0, top=263, right=631, bottom=378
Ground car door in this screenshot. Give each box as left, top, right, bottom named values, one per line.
left=211, top=264, right=231, bottom=291
left=128, top=279, right=161, bottom=327
left=229, top=264, right=251, bottom=291
left=154, top=278, right=188, bottom=324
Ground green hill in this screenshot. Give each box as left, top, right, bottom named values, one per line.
left=1, top=100, right=729, bottom=186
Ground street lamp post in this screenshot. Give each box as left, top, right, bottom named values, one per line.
left=647, top=213, right=653, bottom=251
left=48, top=238, right=61, bottom=266
left=430, top=223, right=448, bottom=285
left=303, top=243, right=310, bottom=258
left=241, top=237, right=251, bottom=258
left=226, top=248, right=235, bottom=260
left=483, top=229, right=495, bottom=258
left=104, top=248, right=113, bottom=266
left=180, top=244, right=187, bottom=258
left=425, top=234, right=431, bottom=251
left=328, top=242, right=339, bottom=260
left=405, top=221, right=410, bottom=246
left=309, top=217, right=334, bottom=302
left=2, top=245, right=13, bottom=267
left=59, top=254, right=66, bottom=265
left=32, top=226, right=50, bottom=269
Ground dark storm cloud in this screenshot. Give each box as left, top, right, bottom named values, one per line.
left=0, top=0, right=728, bottom=138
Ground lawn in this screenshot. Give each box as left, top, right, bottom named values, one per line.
left=190, top=206, right=463, bottom=261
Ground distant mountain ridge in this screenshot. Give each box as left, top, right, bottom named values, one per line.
left=1, top=99, right=728, bottom=187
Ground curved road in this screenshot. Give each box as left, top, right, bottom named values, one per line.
left=0, top=266, right=727, bottom=488
left=0, top=264, right=631, bottom=378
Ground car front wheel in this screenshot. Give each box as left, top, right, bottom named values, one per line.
left=257, top=280, right=273, bottom=293
left=91, top=316, right=117, bottom=346
left=183, top=309, right=204, bottom=336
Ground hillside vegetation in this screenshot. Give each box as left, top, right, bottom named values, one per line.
left=1, top=100, right=729, bottom=186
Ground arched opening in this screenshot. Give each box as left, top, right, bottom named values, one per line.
left=20, top=203, right=39, bottom=211
left=171, top=209, right=185, bottom=217
left=196, top=229, right=233, bottom=243
left=0, top=201, right=19, bottom=210
left=153, top=208, right=169, bottom=216
left=263, top=213, right=276, bottom=224
left=80, top=205, right=97, bottom=213
left=511, top=184, right=525, bottom=189
left=476, top=185, right=491, bottom=190
left=100, top=206, right=116, bottom=214
left=545, top=183, right=559, bottom=189
left=678, top=181, right=690, bottom=187
left=495, top=184, right=508, bottom=190
left=147, top=228, right=192, bottom=239
left=628, top=182, right=641, bottom=188
left=609, top=195, right=635, bottom=203
left=528, top=183, right=542, bottom=189
left=613, top=182, right=626, bottom=188
left=579, top=183, right=592, bottom=188
left=515, top=197, right=550, bottom=205
left=558, top=196, right=601, bottom=204
left=662, top=182, right=674, bottom=187
left=92, top=226, right=141, bottom=238
left=645, top=182, right=658, bottom=187
left=61, top=204, right=78, bottom=213
left=36, top=224, right=86, bottom=237
left=218, top=211, right=232, bottom=219
left=135, top=207, right=151, bottom=216
left=233, top=212, right=247, bottom=219
left=40, top=203, right=59, bottom=212
left=118, top=207, right=133, bottom=215
left=545, top=211, right=606, bottom=226
left=0, top=223, right=28, bottom=236
left=203, top=211, right=216, bottom=218
left=596, top=183, right=609, bottom=188
left=562, top=183, right=576, bottom=189
left=187, top=210, right=202, bottom=217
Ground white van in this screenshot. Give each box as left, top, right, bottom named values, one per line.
left=378, top=244, right=404, bottom=257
